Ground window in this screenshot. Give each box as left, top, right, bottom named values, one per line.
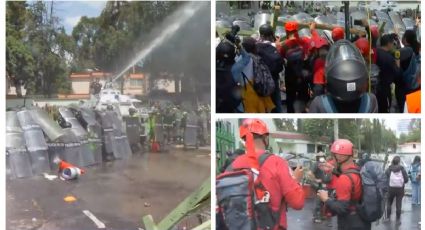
left=129, top=79, right=143, bottom=87
left=307, top=144, right=315, bottom=153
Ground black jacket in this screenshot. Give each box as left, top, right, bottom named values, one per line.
left=385, top=164, right=409, bottom=187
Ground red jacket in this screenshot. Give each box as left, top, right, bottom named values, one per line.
left=326, top=162, right=362, bottom=215
left=232, top=152, right=305, bottom=230
left=276, top=36, right=308, bottom=60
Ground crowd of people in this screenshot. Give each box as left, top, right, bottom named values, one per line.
left=216, top=18, right=421, bottom=113
left=216, top=119, right=421, bottom=230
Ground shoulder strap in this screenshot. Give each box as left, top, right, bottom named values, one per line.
left=259, top=152, right=272, bottom=167
left=320, top=95, right=337, bottom=113
left=343, top=169, right=361, bottom=201
left=358, top=93, right=371, bottom=113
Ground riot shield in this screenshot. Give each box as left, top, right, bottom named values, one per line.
left=254, top=13, right=272, bottom=31
left=58, top=107, right=95, bottom=166
left=16, top=110, right=50, bottom=175
left=184, top=113, right=199, bottom=148
left=123, top=116, right=141, bottom=150
left=97, top=111, right=119, bottom=160
left=57, top=129, right=85, bottom=167
left=7, top=149, right=33, bottom=179
left=108, top=111, right=132, bottom=159
left=29, top=109, right=66, bottom=142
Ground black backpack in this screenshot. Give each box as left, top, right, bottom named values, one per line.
left=216, top=153, right=278, bottom=230
left=216, top=64, right=241, bottom=112
left=282, top=41, right=305, bottom=82
left=344, top=161, right=388, bottom=222
left=243, top=54, right=276, bottom=97
left=256, top=42, right=284, bottom=80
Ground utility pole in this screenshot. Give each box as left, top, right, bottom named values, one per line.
left=333, top=119, right=339, bottom=141
left=343, top=1, right=350, bottom=40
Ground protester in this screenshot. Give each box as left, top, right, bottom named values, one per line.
left=317, top=139, right=371, bottom=230
left=385, top=156, right=409, bottom=224
left=276, top=21, right=309, bottom=113
left=409, top=156, right=421, bottom=205
left=216, top=40, right=244, bottom=112
left=217, top=119, right=305, bottom=230
left=308, top=152, right=332, bottom=223
left=240, top=37, right=276, bottom=113
left=309, top=40, right=378, bottom=113
left=375, top=34, right=402, bottom=112
left=257, top=24, right=285, bottom=113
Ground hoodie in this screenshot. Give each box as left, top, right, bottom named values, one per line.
left=385, top=164, right=409, bottom=187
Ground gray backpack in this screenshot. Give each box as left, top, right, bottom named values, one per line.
left=344, top=161, right=388, bottom=222
left=248, top=54, right=276, bottom=97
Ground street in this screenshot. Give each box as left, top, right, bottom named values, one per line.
left=287, top=196, right=421, bottom=230
left=6, top=148, right=210, bottom=230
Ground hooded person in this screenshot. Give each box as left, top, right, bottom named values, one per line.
left=385, top=156, right=409, bottom=224
left=256, top=24, right=285, bottom=113
left=309, top=40, right=378, bottom=113
left=239, top=37, right=276, bottom=113
left=216, top=40, right=244, bottom=112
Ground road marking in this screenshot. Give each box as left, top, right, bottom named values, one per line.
left=83, top=210, right=106, bottom=229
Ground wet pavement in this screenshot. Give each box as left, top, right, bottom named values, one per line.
left=6, top=148, right=210, bottom=230
left=287, top=197, right=421, bottom=230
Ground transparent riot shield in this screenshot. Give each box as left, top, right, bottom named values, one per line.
left=16, top=110, right=50, bottom=175
left=184, top=113, right=199, bottom=149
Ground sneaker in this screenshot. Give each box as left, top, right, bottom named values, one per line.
left=313, top=218, right=322, bottom=223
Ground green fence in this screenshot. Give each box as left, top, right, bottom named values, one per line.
left=216, top=120, right=236, bottom=174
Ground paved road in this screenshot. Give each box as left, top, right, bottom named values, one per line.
left=6, top=149, right=210, bottom=230
left=287, top=197, right=421, bottom=230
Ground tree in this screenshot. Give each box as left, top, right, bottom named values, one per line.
left=273, top=119, right=296, bottom=132
left=301, top=119, right=333, bottom=143
left=6, top=1, right=35, bottom=97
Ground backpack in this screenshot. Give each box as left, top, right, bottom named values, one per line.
left=282, top=40, right=305, bottom=82
left=320, top=94, right=373, bottom=113
left=216, top=64, right=241, bottom=112
left=216, top=153, right=278, bottom=230
left=389, top=170, right=405, bottom=187
left=410, top=164, right=420, bottom=183
left=344, top=161, right=387, bottom=223
left=244, top=54, right=276, bottom=97
left=402, top=52, right=420, bottom=91
left=256, top=43, right=284, bottom=80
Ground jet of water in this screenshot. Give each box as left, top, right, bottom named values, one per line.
left=112, top=2, right=203, bottom=83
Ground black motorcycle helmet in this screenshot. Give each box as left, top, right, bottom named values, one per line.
left=216, top=41, right=236, bottom=65
left=325, top=40, right=368, bottom=102
left=259, top=23, right=275, bottom=40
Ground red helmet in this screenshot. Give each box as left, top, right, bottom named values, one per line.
left=354, top=38, right=371, bottom=57
left=285, top=21, right=299, bottom=32
left=239, top=118, right=269, bottom=138
left=332, top=27, right=344, bottom=41
left=370, top=25, right=379, bottom=39
left=311, top=36, right=329, bottom=49
left=330, top=139, right=353, bottom=156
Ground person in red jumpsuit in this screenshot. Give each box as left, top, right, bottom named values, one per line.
left=232, top=118, right=305, bottom=230
left=316, top=139, right=371, bottom=230
left=275, top=21, right=310, bottom=113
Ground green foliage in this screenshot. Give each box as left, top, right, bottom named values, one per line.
left=298, top=119, right=398, bottom=154
left=273, top=119, right=296, bottom=132
left=6, top=1, right=71, bottom=97
left=400, top=119, right=421, bottom=143
left=300, top=119, right=333, bottom=143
